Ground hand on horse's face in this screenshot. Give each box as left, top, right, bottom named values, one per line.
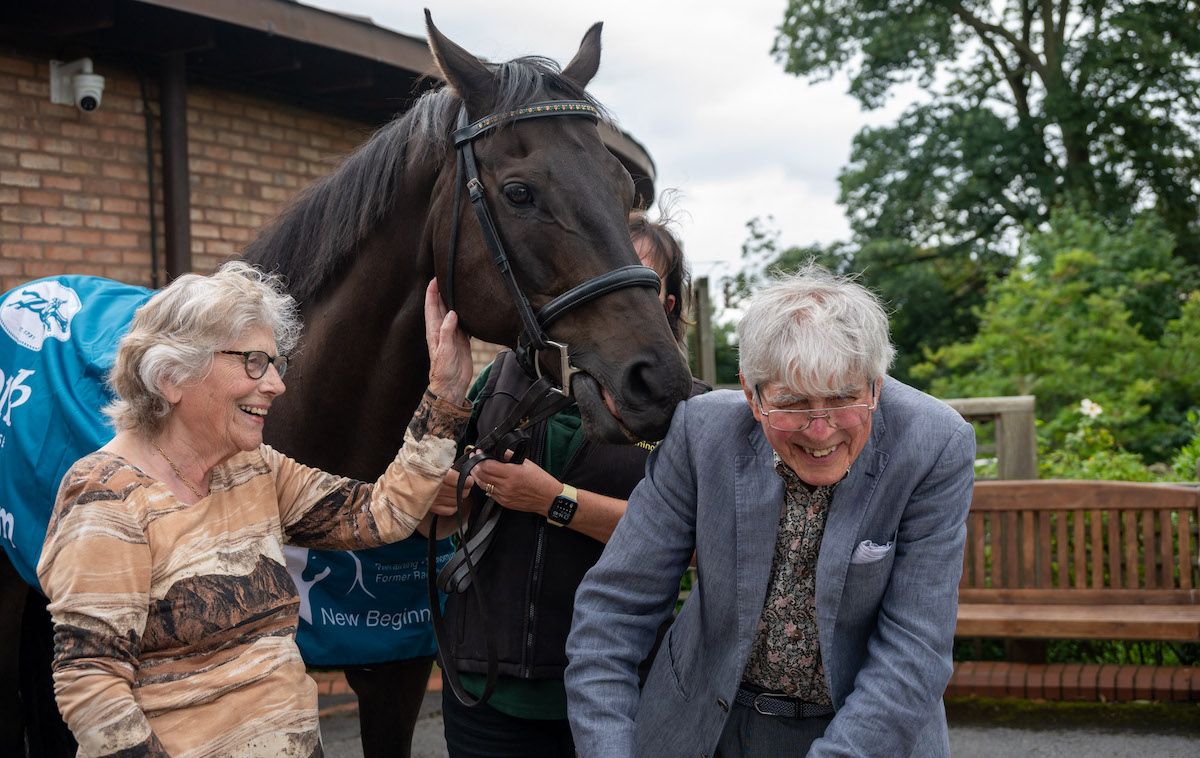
left=424, top=279, right=473, bottom=405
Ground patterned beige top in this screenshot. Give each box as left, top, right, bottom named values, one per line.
left=37, top=391, right=469, bottom=758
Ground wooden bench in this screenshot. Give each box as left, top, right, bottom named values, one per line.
left=956, top=480, right=1200, bottom=641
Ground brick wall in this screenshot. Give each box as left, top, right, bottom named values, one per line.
left=471, top=339, right=504, bottom=376
left=0, top=48, right=506, bottom=376
left=0, top=49, right=369, bottom=291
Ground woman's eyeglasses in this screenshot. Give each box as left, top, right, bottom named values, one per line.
left=217, top=350, right=289, bottom=379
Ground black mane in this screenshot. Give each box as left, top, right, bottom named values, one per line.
left=239, top=56, right=606, bottom=303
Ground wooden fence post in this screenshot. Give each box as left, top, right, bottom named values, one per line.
left=942, top=395, right=1038, bottom=480
left=694, top=276, right=716, bottom=386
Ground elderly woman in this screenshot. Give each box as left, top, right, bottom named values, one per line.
left=36, top=261, right=473, bottom=758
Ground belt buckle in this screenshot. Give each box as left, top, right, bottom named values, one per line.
left=752, top=691, right=792, bottom=716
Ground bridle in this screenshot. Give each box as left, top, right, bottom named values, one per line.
left=442, top=99, right=662, bottom=397
left=431, top=98, right=664, bottom=708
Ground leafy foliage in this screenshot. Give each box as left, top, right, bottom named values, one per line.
left=686, top=317, right=740, bottom=387
left=1171, top=411, right=1200, bottom=482
left=1038, top=404, right=1172, bottom=482
left=753, top=1, right=1200, bottom=386
left=774, top=0, right=1200, bottom=263
left=955, top=637, right=1200, bottom=667
left=912, top=207, right=1200, bottom=464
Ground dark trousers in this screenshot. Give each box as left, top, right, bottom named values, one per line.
left=441, top=679, right=574, bottom=758
left=342, top=656, right=433, bottom=758
left=715, top=701, right=834, bottom=757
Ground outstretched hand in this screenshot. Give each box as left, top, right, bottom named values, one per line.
left=425, top=279, right=473, bottom=405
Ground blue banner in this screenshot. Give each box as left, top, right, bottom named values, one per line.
left=286, top=539, right=454, bottom=666
left=0, top=276, right=152, bottom=589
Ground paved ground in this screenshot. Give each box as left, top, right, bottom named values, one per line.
left=942, top=699, right=1199, bottom=758
left=321, top=689, right=448, bottom=758
left=320, top=693, right=1200, bottom=758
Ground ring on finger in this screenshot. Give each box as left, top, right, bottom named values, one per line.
left=484, top=482, right=495, bottom=497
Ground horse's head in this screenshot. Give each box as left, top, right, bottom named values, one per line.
left=424, top=13, right=692, bottom=444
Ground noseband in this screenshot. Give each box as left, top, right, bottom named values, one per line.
left=443, top=99, right=662, bottom=397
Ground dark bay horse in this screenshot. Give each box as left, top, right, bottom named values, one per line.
left=0, top=14, right=691, bottom=757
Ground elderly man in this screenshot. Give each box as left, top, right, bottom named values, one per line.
left=565, top=265, right=975, bottom=757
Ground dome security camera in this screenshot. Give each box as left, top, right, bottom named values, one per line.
left=49, top=58, right=105, bottom=113
left=72, top=73, right=104, bottom=111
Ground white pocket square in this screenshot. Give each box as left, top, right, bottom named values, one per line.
left=850, top=539, right=893, bottom=565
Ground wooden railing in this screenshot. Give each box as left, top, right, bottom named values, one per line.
left=943, top=395, right=1037, bottom=481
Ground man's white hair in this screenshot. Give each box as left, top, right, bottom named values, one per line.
left=737, top=263, right=895, bottom=395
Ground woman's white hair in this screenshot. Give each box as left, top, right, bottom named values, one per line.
left=104, top=261, right=301, bottom=437
left=737, top=263, right=895, bottom=395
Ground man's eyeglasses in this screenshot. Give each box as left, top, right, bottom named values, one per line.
left=217, top=350, right=289, bottom=380
left=755, top=383, right=877, bottom=433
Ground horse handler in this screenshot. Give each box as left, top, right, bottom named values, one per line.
left=36, top=262, right=473, bottom=757
left=565, top=264, right=976, bottom=757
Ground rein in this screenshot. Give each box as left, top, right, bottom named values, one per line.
left=427, top=375, right=570, bottom=709
left=431, top=99, right=660, bottom=709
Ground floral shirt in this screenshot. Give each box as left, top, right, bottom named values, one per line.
left=740, top=454, right=835, bottom=703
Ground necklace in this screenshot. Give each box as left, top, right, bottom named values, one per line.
left=152, top=440, right=205, bottom=499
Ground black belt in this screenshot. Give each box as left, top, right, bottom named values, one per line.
left=734, top=687, right=835, bottom=719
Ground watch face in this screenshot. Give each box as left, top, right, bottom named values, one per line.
left=549, top=495, right=577, bottom=525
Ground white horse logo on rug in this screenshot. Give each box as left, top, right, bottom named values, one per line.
left=286, top=547, right=331, bottom=625
left=1, top=281, right=83, bottom=351
left=285, top=547, right=377, bottom=625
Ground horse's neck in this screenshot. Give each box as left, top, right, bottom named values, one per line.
left=264, top=171, right=439, bottom=480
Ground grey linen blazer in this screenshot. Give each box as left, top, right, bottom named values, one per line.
left=565, top=379, right=976, bottom=757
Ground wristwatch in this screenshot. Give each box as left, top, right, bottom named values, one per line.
left=547, top=483, right=578, bottom=527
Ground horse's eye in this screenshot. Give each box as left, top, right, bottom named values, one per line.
left=503, top=183, right=533, bottom=206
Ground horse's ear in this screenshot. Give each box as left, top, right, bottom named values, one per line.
left=561, top=22, right=602, bottom=88
left=425, top=9, right=492, bottom=113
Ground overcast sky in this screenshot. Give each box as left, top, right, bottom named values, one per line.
left=305, top=1, right=915, bottom=292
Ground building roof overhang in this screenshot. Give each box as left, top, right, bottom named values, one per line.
left=0, top=0, right=655, bottom=200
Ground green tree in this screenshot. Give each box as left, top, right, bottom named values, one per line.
left=733, top=217, right=985, bottom=385
left=774, top=0, right=1200, bottom=263
left=913, top=208, right=1200, bottom=463
left=710, top=319, right=741, bottom=386
left=757, top=1, right=1200, bottom=386
left=1023, top=209, right=1198, bottom=340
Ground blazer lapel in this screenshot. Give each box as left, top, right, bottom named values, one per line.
left=816, top=396, right=891, bottom=644
left=734, top=426, right=784, bottom=633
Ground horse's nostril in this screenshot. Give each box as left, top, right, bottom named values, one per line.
left=622, top=351, right=690, bottom=412
left=626, top=359, right=656, bottom=401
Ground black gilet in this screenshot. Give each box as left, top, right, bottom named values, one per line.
left=442, top=349, right=705, bottom=679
